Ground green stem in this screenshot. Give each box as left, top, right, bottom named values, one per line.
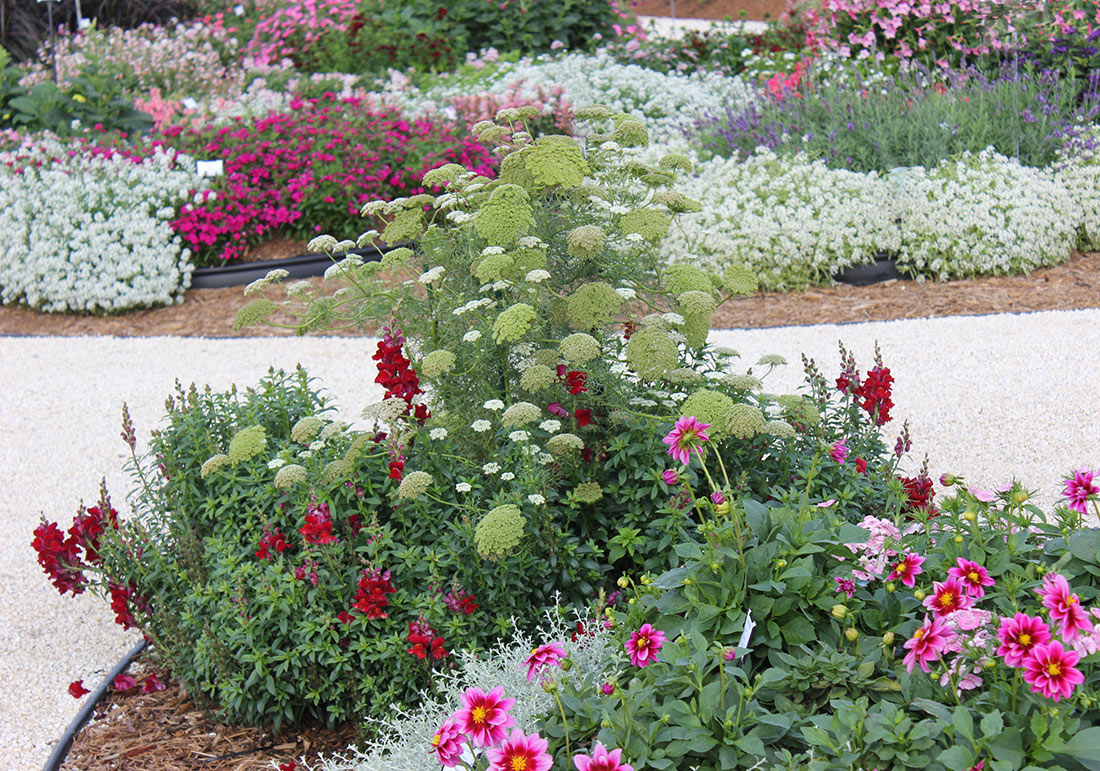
left=553, top=690, right=571, bottom=760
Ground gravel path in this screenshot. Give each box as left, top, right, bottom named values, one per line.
left=4, top=309, right=1099, bottom=768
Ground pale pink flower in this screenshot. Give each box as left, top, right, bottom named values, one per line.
left=1073, top=608, right=1100, bottom=658
left=903, top=614, right=954, bottom=673
left=1023, top=641, right=1084, bottom=701
left=662, top=416, right=710, bottom=466
left=574, top=742, right=634, bottom=771
left=968, top=486, right=996, bottom=503
left=523, top=642, right=566, bottom=682
left=625, top=623, right=666, bottom=668
left=1037, top=573, right=1093, bottom=640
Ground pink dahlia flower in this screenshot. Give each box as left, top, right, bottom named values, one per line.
left=452, top=686, right=516, bottom=747
left=1063, top=467, right=1100, bottom=514
left=625, top=623, right=666, bottom=668
left=431, top=718, right=467, bottom=767
left=1036, top=573, right=1093, bottom=640
left=902, top=614, right=954, bottom=673
left=1023, top=640, right=1085, bottom=701
left=997, top=613, right=1051, bottom=668
left=662, top=416, right=710, bottom=466
left=522, top=642, right=566, bottom=682
left=887, top=553, right=925, bottom=588
left=574, top=742, right=634, bottom=771
left=947, top=558, right=996, bottom=599
left=487, top=728, right=554, bottom=771
left=923, top=576, right=974, bottom=617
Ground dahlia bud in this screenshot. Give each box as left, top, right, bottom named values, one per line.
left=831, top=604, right=848, bottom=620
left=885, top=581, right=896, bottom=593
left=963, top=510, right=976, bottom=522
left=882, top=631, right=895, bottom=646
left=640, top=575, right=651, bottom=586
left=914, top=589, right=926, bottom=601
left=617, top=576, right=630, bottom=589
left=954, top=535, right=964, bottom=544
left=714, top=501, right=730, bottom=516
left=844, top=627, right=859, bottom=642
left=776, top=559, right=788, bottom=569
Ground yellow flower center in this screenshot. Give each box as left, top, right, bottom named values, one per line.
left=511, top=757, right=529, bottom=771
left=531, top=648, right=538, bottom=655
left=636, top=637, right=648, bottom=648
left=1069, top=596, right=1078, bottom=604
left=897, top=563, right=908, bottom=573
left=472, top=706, right=487, bottom=725
left=941, top=591, right=954, bottom=607
left=432, top=734, right=442, bottom=746
left=968, top=571, right=979, bottom=583
left=1048, top=662, right=1062, bottom=677
left=1019, top=633, right=1031, bottom=645
left=914, top=628, right=925, bottom=639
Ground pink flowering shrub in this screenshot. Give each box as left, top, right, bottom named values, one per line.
left=162, top=94, right=496, bottom=264
left=446, top=82, right=574, bottom=135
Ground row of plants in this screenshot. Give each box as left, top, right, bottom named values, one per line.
left=8, top=0, right=1100, bottom=306
left=34, top=106, right=1100, bottom=769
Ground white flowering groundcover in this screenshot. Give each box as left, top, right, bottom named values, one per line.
left=0, top=136, right=203, bottom=313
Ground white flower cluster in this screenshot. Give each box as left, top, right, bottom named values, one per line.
left=0, top=135, right=203, bottom=312
left=391, top=51, right=756, bottom=145
left=665, top=148, right=900, bottom=290
left=315, top=606, right=617, bottom=771
left=1054, top=128, right=1100, bottom=252
left=895, top=150, right=1079, bottom=281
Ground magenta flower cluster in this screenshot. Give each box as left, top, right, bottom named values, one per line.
left=165, top=94, right=496, bottom=263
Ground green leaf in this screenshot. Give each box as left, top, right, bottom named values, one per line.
left=980, top=710, right=1004, bottom=738
left=744, top=499, right=771, bottom=540
left=1046, top=726, right=1100, bottom=761
left=937, top=746, right=977, bottom=771
left=779, top=615, right=816, bottom=646
left=952, top=706, right=974, bottom=742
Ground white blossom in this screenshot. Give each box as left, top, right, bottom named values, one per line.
left=484, top=399, right=506, bottom=411
left=472, top=420, right=492, bottom=432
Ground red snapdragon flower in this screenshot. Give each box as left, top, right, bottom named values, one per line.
left=351, top=568, right=395, bottom=619
left=299, top=501, right=338, bottom=545
left=406, top=620, right=447, bottom=660
left=855, top=365, right=894, bottom=425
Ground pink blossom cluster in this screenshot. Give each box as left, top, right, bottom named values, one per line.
left=814, top=0, right=1046, bottom=65
left=900, top=564, right=1092, bottom=703
left=244, top=0, right=361, bottom=68
left=431, top=686, right=633, bottom=771
left=447, top=82, right=574, bottom=134
left=21, top=18, right=244, bottom=99
left=166, top=95, right=496, bottom=263
left=843, top=515, right=901, bottom=581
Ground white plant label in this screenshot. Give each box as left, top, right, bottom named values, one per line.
left=234, top=4, right=245, bottom=15
left=196, top=160, right=225, bottom=178
left=181, top=97, right=199, bottom=111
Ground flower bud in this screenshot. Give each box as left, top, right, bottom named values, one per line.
left=601, top=720, right=612, bottom=728
left=954, top=535, right=964, bottom=544
left=1013, top=489, right=1029, bottom=504
left=831, top=604, right=848, bottom=620
left=885, top=581, right=896, bottom=593
left=914, top=589, right=926, bottom=601
left=939, top=473, right=957, bottom=487
left=715, top=501, right=730, bottom=516
left=640, top=575, right=651, bottom=586
left=844, top=627, right=858, bottom=641
left=776, top=559, right=788, bottom=568
left=963, top=510, right=976, bottom=522
left=628, top=597, right=636, bottom=605
left=709, top=562, right=720, bottom=572
left=561, top=659, right=573, bottom=671
left=882, top=631, right=895, bottom=646
left=617, top=576, right=630, bottom=588
left=601, top=681, right=615, bottom=696
left=983, top=658, right=996, bottom=670
left=629, top=678, right=641, bottom=690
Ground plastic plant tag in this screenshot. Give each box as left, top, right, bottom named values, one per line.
left=234, top=4, right=245, bottom=15
left=739, top=610, right=756, bottom=649
left=196, top=160, right=224, bottom=178
left=181, top=97, right=199, bottom=111
left=77, top=17, right=90, bottom=29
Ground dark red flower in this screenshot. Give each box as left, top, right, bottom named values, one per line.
left=109, top=581, right=141, bottom=629
left=406, top=620, right=448, bottom=659
left=347, top=514, right=363, bottom=537
left=855, top=456, right=867, bottom=474
left=32, top=521, right=86, bottom=596
left=142, top=673, right=166, bottom=693
left=255, top=527, right=291, bottom=560
left=388, top=459, right=405, bottom=480
left=574, top=408, right=593, bottom=428
left=565, top=370, right=588, bottom=395
left=68, top=505, right=119, bottom=565
left=855, top=365, right=894, bottom=425
left=68, top=680, right=90, bottom=698
left=300, top=502, right=338, bottom=545
left=351, top=568, right=395, bottom=619
left=901, top=474, right=937, bottom=515
left=337, top=611, right=354, bottom=624
left=546, top=402, right=569, bottom=418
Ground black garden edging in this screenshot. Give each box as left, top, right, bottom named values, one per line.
left=834, top=255, right=905, bottom=287
left=44, top=639, right=148, bottom=771
left=189, top=246, right=385, bottom=289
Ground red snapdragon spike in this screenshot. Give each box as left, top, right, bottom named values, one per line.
left=109, top=581, right=141, bottom=629
left=574, top=408, right=593, bottom=428
left=300, top=503, right=339, bottom=545
left=352, top=568, right=395, bottom=619
left=900, top=474, right=937, bottom=516
left=856, top=365, right=894, bottom=425
left=32, top=521, right=87, bottom=596
left=565, top=371, right=588, bottom=395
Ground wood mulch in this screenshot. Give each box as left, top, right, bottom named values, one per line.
left=61, top=656, right=361, bottom=771
left=3, top=251, right=1100, bottom=338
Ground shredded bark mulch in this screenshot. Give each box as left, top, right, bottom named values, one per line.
left=60, top=657, right=362, bottom=771
left=3, top=251, right=1100, bottom=339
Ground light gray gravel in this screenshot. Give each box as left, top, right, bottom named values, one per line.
left=3, top=309, right=1099, bottom=768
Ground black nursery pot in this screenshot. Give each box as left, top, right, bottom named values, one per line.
left=189, top=246, right=385, bottom=289
left=834, top=255, right=904, bottom=287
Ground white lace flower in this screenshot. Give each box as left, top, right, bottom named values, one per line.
left=430, top=428, right=448, bottom=440
left=528, top=494, right=546, bottom=505
left=481, top=246, right=506, bottom=256
left=484, top=399, right=506, bottom=411
left=463, top=330, right=482, bottom=342
left=539, top=419, right=561, bottom=434
left=518, top=236, right=545, bottom=248
left=268, top=458, right=287, bottom=470
left=525, top=269, right=550, bottom=283
left=446, top=211, right=473, bottom=224
left=509, top=430, right=530, bottom=442
left=501, top=472, right=515, bottom=481
left=472, top=419, right=492, bottom=432
left=482, top=462, right=502, bottom=475
left=615, top=287, right=637, bottom=299
left=456, top=482, right=472, bottom=492
left=662, top=312, right=685, bottom=325
left=419, top=266, right=445, bottom=284
left=537, top=453, right=554, bottom=465
left=491, top=280, right=510, bottom=291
